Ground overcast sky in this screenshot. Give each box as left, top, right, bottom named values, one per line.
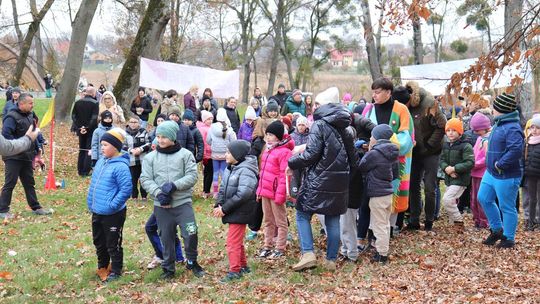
left=1, top=0, right=507, bottom=51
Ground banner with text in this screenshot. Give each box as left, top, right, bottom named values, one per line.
left=139, top=57, right=239, bottom=98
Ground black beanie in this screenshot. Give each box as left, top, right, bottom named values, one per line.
left=392, top=86, right=411, bottom=104
left=227, top=140, right=251, bottom=163
left=101, top=129, right=125, bottom=152
left=266, top=120, right=285, bottom=141
left=100, top=110, right=113, bottom=127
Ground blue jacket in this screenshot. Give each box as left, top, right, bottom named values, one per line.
left=486, top=111, right=524, bottom=179
left=91, top=123, right=112, bottom=161
left=87, top=153, right=132, bottom=215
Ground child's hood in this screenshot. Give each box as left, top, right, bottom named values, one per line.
left=277, top=135, right=295, bottom=151
left=372, top=140, right=399, bottom=161
left=210, top=122, right=229, bottom=137
left=233, top=155, right=259, bottom=175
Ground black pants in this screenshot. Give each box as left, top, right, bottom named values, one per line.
left=409, top=154, right=439, bottom=224
left=357, top=179, right=371, bottom=239
left=92, top=208, right=127, bottom=275
left=203, top=160, right=213, bottom=194
left=458, top=183, right=472, bottom=212
left=0, top=160, right=41, bottom=213
left=78, top=133, right=92, bottom=176
left=129, top=164, right=147, bottom=199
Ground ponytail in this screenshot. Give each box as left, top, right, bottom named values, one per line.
left=221, top=121, right=228, bottom=139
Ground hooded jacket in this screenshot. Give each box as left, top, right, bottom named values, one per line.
left=281, top=95, right=306, bottom=117
left=224, top=104, right=241, bottom=134
left=130, top=95, right=153, bottom=122
left=486, top=111, right=524, bottom=179
left=215, top=155, right=259, bottom=224
left=206, top=122, right=237, bottom=160
left=405, top=81, right=446, bottom=157
left=87, top=153, right=132, bottom=215
left=257, top=136, right=294, bottom=204
left=99, top=91, right=125, bottom=127
left=91, top=123, right=113, bottom=161
left=288, top=103, right=357, bottom=215
left=440, top=137, right=474, bottom=186
left=188, top=123, right=204, bottom=162
left=196, top=121, right=212, bottom=160
left=358, top=140, right=399, bottom=197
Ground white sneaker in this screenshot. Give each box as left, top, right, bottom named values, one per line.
left=147, top=256, right=163, bottom=269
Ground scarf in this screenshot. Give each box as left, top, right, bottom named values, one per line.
left=529, top=135, right=540, bottom=145
left=156, top=142, right=181, bottom=154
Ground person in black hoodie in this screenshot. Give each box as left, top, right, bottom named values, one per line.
left=269, top=83, right=289, bottom=109
left=182, top=109, right=204, bottom=163
left=72, top=86, right=99, bottom=176
left=167, top=106, right=195, bottom=154
left=358, top=124, right=399, bottom=264
left=130, top=87, right=153, bottom=129
left=224, top=97, right=241, bottom=134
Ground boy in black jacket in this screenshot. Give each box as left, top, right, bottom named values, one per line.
left=358, top=124, right=399, bottom=264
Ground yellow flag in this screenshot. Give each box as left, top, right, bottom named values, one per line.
left=39, top=98, right=55, bottom=128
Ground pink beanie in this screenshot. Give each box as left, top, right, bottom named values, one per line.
left=201, top=110, right=214, bottom=123
left=343, top=93, right=352, bottom=102
left=470, top=112, right=491, bottom=131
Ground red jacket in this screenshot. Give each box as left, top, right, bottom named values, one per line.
left=256, top=136, right=294, bottom=204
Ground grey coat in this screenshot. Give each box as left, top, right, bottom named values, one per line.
left=0, top=134, right=32, bottom=156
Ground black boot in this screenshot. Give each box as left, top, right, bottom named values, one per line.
left=405, top=222, right=421, bottom=231
left=482, top=229, right=504, bottom=246
left=160, top=270, right=175, bottom=280
left=496, top=238, right=515, bottom=249
left=186, top=260, right=205, bottom=278
left=424, top=221, right=433, bottom=231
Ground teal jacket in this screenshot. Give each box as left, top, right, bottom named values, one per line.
left=281, top=95, right=306, bottom=116
left=140, top=147, right=198, bottom=208
left=440, top=136, right=474, bottom=186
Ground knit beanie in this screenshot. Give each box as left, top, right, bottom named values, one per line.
left=353, top=104, right=366, bottom=115
left=182, top=109, right=195, bottom=121
left=281, top=116, right=292, bottom=130
left=292, top=89, right=302, bottom=97
left=470, top=112, right=491, bottom=131
left=201, top=110, right=214, bottom=123
left=296, top=115, right=309, bottom=127
left=343, top=93, right=352, bottom=102
left=156, top=120, right=179, bottom=142
left=266, top=100, right=279, bottom=113
left=156, top=113, right=168, bottom=121
left=371, top=124, right=394, bottom=140
left=244, top=106, right=257, bottom=120
left=315, top=87, right=339, bottom=105
left=392, top=86, right=411, bottom=104
left=100, top=110, right=113, bottom=126
left=168, top=106, right=182, bottom=117
left=531, top=114, right=540, bottom=128
left=266, top=120, right=285, bottom=141
left=101, top=128, right=126, bottom=152
left=278, top=83, right=285, bottom=89
left=227, top=140, right=251, bottom=163
left=216, top=108, right=228, bottom=123
left=493, top=92, right=517, bottom=114
left=12, top=86, right=21, bottom=94
left=445, top=118, right=464, bottom=135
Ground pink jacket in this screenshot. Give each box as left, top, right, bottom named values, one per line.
left=256, top=137, right=294, bottom=204
left=196, top=121, right=212, bottom=160
left=472, top=135, right=488, bottom=178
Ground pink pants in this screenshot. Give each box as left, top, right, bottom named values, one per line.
left=471, top=177, right=489, bottom=228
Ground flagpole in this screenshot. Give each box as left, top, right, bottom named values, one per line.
left=44, top=99, right=56, bottom=190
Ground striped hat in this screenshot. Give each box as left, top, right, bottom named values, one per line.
left=101, top=128, right=126, bottom=152
left=493, top=92, right=517, bottom=114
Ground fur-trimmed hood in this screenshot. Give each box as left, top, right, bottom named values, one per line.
left=405, top=81, right=434, bottom=109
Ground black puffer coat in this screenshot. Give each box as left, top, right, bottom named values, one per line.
left=215, top=155, right=259, bottom=224
left=525, top=143, right=540, bottom=177
left=288, top=103, right=356, bottom=216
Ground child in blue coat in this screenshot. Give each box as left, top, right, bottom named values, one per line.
left=87, top=128, right=132, bottom=282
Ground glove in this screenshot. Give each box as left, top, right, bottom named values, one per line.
left=92, top=159, right=97, bottom=168
left=156, top=192, right=172, bottom=206
left=354, top=140, right=366, bottom=149
left=161, top=182, right=177, bottom=196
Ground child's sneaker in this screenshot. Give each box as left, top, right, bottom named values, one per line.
left=371, top=252, right=388, bottom=264
left=240, top=266, right=251, bottom=274
left=496, top=238, right=515, bottom=249
left=220, top=271, right=242, bottom=283
left=482, top=229, right=504, bottom=246
left=246, top=230, right=258, bottom=241
left=186, top=260, right=205, bottom=278
left=268, top=250, right=284, bottom=259
left=105, top=272, right=121, bottom=282
left=258, top=248, right=272, bottom=258
left=160, top=270, right=175, bottom=280
left=147, top=256, right=163, bottom=269
left=32, top=208, right=52, bottom=215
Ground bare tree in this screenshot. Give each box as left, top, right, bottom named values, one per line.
left=11, top=0, right=55, bottom=87
left=361, top=0, right=383, bottom=80
left=30, top=0, right=45, bottom=78
left=412, top=11, right=424, bottom=64
left=427, top=0, right=449, bottom=63
left=55, top=0, right=100, bottom=120
left=11, top=0, right=23, bottom=47
left=113, top=0, right=171, bottom=110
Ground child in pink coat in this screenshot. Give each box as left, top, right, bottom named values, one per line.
left=196, top=110, right=214, bottom=198
left=256, top=120, right=294, bottom=259
left=470, top=112, right=491, bottom=229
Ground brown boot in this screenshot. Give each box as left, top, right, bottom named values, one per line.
left=292, top=252, right=317, bottom=271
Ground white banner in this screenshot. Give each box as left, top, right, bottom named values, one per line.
left=139, top=57, right=240, bottom=98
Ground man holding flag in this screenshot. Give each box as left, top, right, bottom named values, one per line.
left=0, top=93, right=52, bottom=219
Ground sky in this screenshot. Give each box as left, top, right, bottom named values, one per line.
left=0, top=0, right=507, bottom=53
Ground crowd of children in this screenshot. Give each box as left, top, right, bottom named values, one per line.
left=85, top=84, right=532, bottom=284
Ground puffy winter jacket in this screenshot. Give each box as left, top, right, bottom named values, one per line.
left=215, top=155, right=259, bottom=224
left=281, top=95, right=306, bottom=116
left=130, top=96, right=153, bottom=122
left=91, top=123, right=113, bottom=161
left=196, top=121, right=212, bottom=160
left=440, top=137, right=474, bottom=186
left=525, top=141, right=540, bottom=177
left=353, top=113, right=376, bottom=141
left=206, top=122, right=237, bottom=160
left=358, top=140, right=399, bottom=197
left=486, top=111, right=524, bottom=179
left=249, top=136, right=265, bottom=158
left=257, top=137, right=294, bottom=204
left=288, top=103, right=357, bottom=216
left=87, top=153, right=132, bottom=215
left=238, top=121, right=254, bottom=142
left=176, top=122, right=195, bottom=154
left=188, top=124, right=204, bottom=162
left=140, top=147, right=198, bottom=208
left=290, top=130, right=309, bottom=146
left=124, top=127, right=150, bottom=166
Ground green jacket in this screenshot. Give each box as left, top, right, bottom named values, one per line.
left=140, top=148, right=198, bottom=208
left=440, top=137, right=474, bottom=187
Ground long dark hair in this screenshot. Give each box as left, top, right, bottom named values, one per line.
left=221, top=121, right=228, bottom=139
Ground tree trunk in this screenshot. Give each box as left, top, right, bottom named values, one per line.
left=361, top=0, right=383, bottom=80
left=241, top=29, right=251, bottom=103
left=266, top=0, right=284, bottom=98
left=412, top=13, right=424, bottom=65
left=168, top=0, right=180, bottom=62
left=30, top=0, right=45, bottom=78
left=55, top=0, right=99, bottom=120
left=113, top=0, right=171, bottom=112
left=11, top=0, right=55, bottom=87
left=11, top=0, right=23, bottom=47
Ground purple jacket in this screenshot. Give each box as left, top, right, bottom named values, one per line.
left=238, top=121, right=254, bottom=142
left=290, top=130, right=309, bottom=146
left=183, top=92, right=197, bottom=113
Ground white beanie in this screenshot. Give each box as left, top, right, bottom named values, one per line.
left=216, top=108, right=231, bottom=126
left=296, top=115, right=309, bottom=127
left=201, top=110, right=213, bottom=123
left=315, top=87, right=340, bottom=105
left=244, top=106, right=258, bottom=120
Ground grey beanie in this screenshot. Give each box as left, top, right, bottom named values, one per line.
left=372, top=124, right=394, bottom=140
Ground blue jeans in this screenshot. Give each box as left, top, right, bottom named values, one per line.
left=212, top=160, right=227, bottom=183
left=478, top=171, right=521, bottom=241
left=296, top=209, right=340, bottom=261
left=145, top=213, right=184, bottom=261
